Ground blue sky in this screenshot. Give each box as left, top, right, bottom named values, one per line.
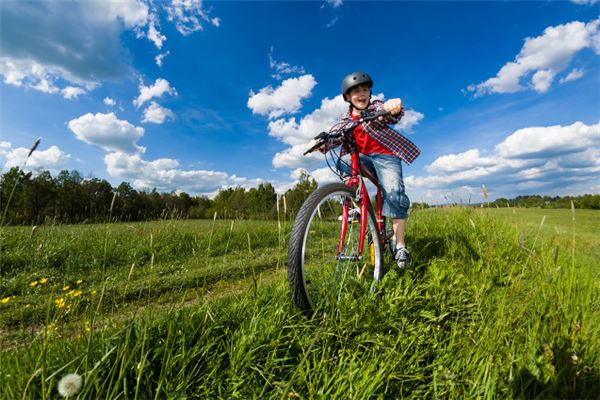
left=1, top=0, right=599, bottom=204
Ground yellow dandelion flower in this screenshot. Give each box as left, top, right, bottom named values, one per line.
left=54, top=298, right=65, bottom=308
left=62, top=286, right=70, bottom=291
left=72, top=290, right=82, bottom=298
left=76, top=279, right=83, bottom=285
left=67, top=290, right=75, bottom=297
left=1, top=297, right=10, bottom=304
left=29, top=281, right=38, bottom=287
left=25, top=304, right=31, bottom=309
left=45, top=322, right=57, bottom=335
left=90, top=289, right=97, bottom=296
left=85, top=326, right=91, bottom=332
left=39, top=278, right=48, bottom=284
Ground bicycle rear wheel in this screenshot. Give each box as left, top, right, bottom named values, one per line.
left=287, top=183, right=384, bottom=316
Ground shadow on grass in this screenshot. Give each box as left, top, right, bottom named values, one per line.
left=512, top=338, right=600, bottom=399
left=408, top=234, right=480, bottom=276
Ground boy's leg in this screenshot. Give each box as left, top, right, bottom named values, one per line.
left=392, top=218, right=406, bottom=248
left=370, top=154, right=411, bottom=268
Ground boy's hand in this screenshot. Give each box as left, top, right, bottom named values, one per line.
left=383, top=98, right=403, bottom=116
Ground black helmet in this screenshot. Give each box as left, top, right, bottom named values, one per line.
left=341, top=71, right=373, bottom=98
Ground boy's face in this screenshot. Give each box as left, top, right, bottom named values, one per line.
left=347, top=84, right=371, bottom=110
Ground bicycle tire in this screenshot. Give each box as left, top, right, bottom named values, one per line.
left=287, top=182, right=384, bottom=316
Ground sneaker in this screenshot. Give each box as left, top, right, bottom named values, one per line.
left=395, top=246, right=410, bottom=269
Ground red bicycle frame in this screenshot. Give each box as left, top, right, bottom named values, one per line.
left=337, top=150, right=386, bottom=260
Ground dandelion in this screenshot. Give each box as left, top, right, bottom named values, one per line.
left=90, top=289, right=97, bottom=296
left=57, top=373, right=82, bottom=398
left=62, top=286, right=70, bottom=291
left=1, top=297, right=10, bottom=304
left=55, top=298, right=65, bottom=308
left=76, top=279, right=83, bottom=285
left=45, top=322, right=57, bottom=336
left=25, top=304, right=31, bottom=309
left=29, top=280, right=39, bottom=287
left=72, top=290, right=82, bottom=298
left=40, top=278, right=48, bottom=284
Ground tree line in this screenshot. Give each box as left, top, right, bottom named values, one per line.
left=488, top=194, right=600, bottom=209
left=1, top=167, right=598, bottom=226
left=0, top=167, right=317, bottom=225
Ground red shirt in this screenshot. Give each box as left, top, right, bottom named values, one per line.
left=351, top=114, right=394, bottom=155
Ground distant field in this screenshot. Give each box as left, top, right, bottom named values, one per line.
left=481, top=207, right=600, bottom=268
left=0, top=208, right=598, bottom=398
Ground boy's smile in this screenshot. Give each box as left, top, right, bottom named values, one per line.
left=347, top=84, right=371, bottom=113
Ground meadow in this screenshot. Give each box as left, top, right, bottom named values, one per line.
left=0, top=207, right=598, bottom=398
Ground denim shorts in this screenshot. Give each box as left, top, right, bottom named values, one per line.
left=336, top=153, right=410, bottom=219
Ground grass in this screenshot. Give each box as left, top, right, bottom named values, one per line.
left=0, top=207, right=598, bottom=398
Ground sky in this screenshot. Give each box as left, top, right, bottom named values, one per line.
left=1, top=0, right=599, bottom=204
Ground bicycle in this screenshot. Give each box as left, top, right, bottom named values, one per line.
left=286, top=108, right=399, bottom=316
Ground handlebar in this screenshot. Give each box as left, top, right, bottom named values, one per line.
left=303, top=109, right=391, bottom=155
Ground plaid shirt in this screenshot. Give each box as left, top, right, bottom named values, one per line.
left=324, top=100, right=421, bottom=165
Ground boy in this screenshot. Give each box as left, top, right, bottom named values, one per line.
left=322, top=71, right=420, bottom=269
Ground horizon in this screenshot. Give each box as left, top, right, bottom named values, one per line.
left=1, top=0, right=599, bottom=205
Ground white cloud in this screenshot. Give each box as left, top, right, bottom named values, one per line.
left=68, top=112, right=145, bottom=154
left=104, top=152, right=266, bottom=195
left=0, top=1, right=150, bottom=97
left=61, top=86, right=86, bottom=100
left=531, top=70, right=555, bottom=93
left=426, top=149, right=497, bottom=174
left=394, top=109, right=424, bottom=132
left=165, top=0, right=221, bottom=36
left=104, top=97, right=116, bottom=107
left=155, top=51, right=170, bottom=67
left=97, top=0, right=149, bottom=27
left=468, top=18, right=600, bottom=96
left=2, top=144, right=70, bottom=173
left=269, top=94, right=347, bottom=169
left=268, top=48, right=306, bottom=80
left=134, top=78, right=178, bottom=108
left=0, top=141, right=12, bottom=157
left=495, top=121, right=600, bottom=158
left=407, top=121, right=600, bottom=202
left=142, top=102, right=175, bottom=124
left=146, top=14, right=167, bottom=49
left=570, top=0, right=599, bottom=4
left=326, top=0, right=344, bottom=8
left=247, top=74, right=317, bottom=119
left=559, top=68, right=585, bottom=83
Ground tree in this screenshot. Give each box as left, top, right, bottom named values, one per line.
left=284, top=172, right=318, bottom=217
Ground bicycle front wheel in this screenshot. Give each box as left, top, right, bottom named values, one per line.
left=287, top=183, right=384, bottom=316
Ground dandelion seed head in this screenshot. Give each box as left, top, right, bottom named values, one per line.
left=27, top=137, right=41, bottom=158
left=57, top=373, right=82, bottom=397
